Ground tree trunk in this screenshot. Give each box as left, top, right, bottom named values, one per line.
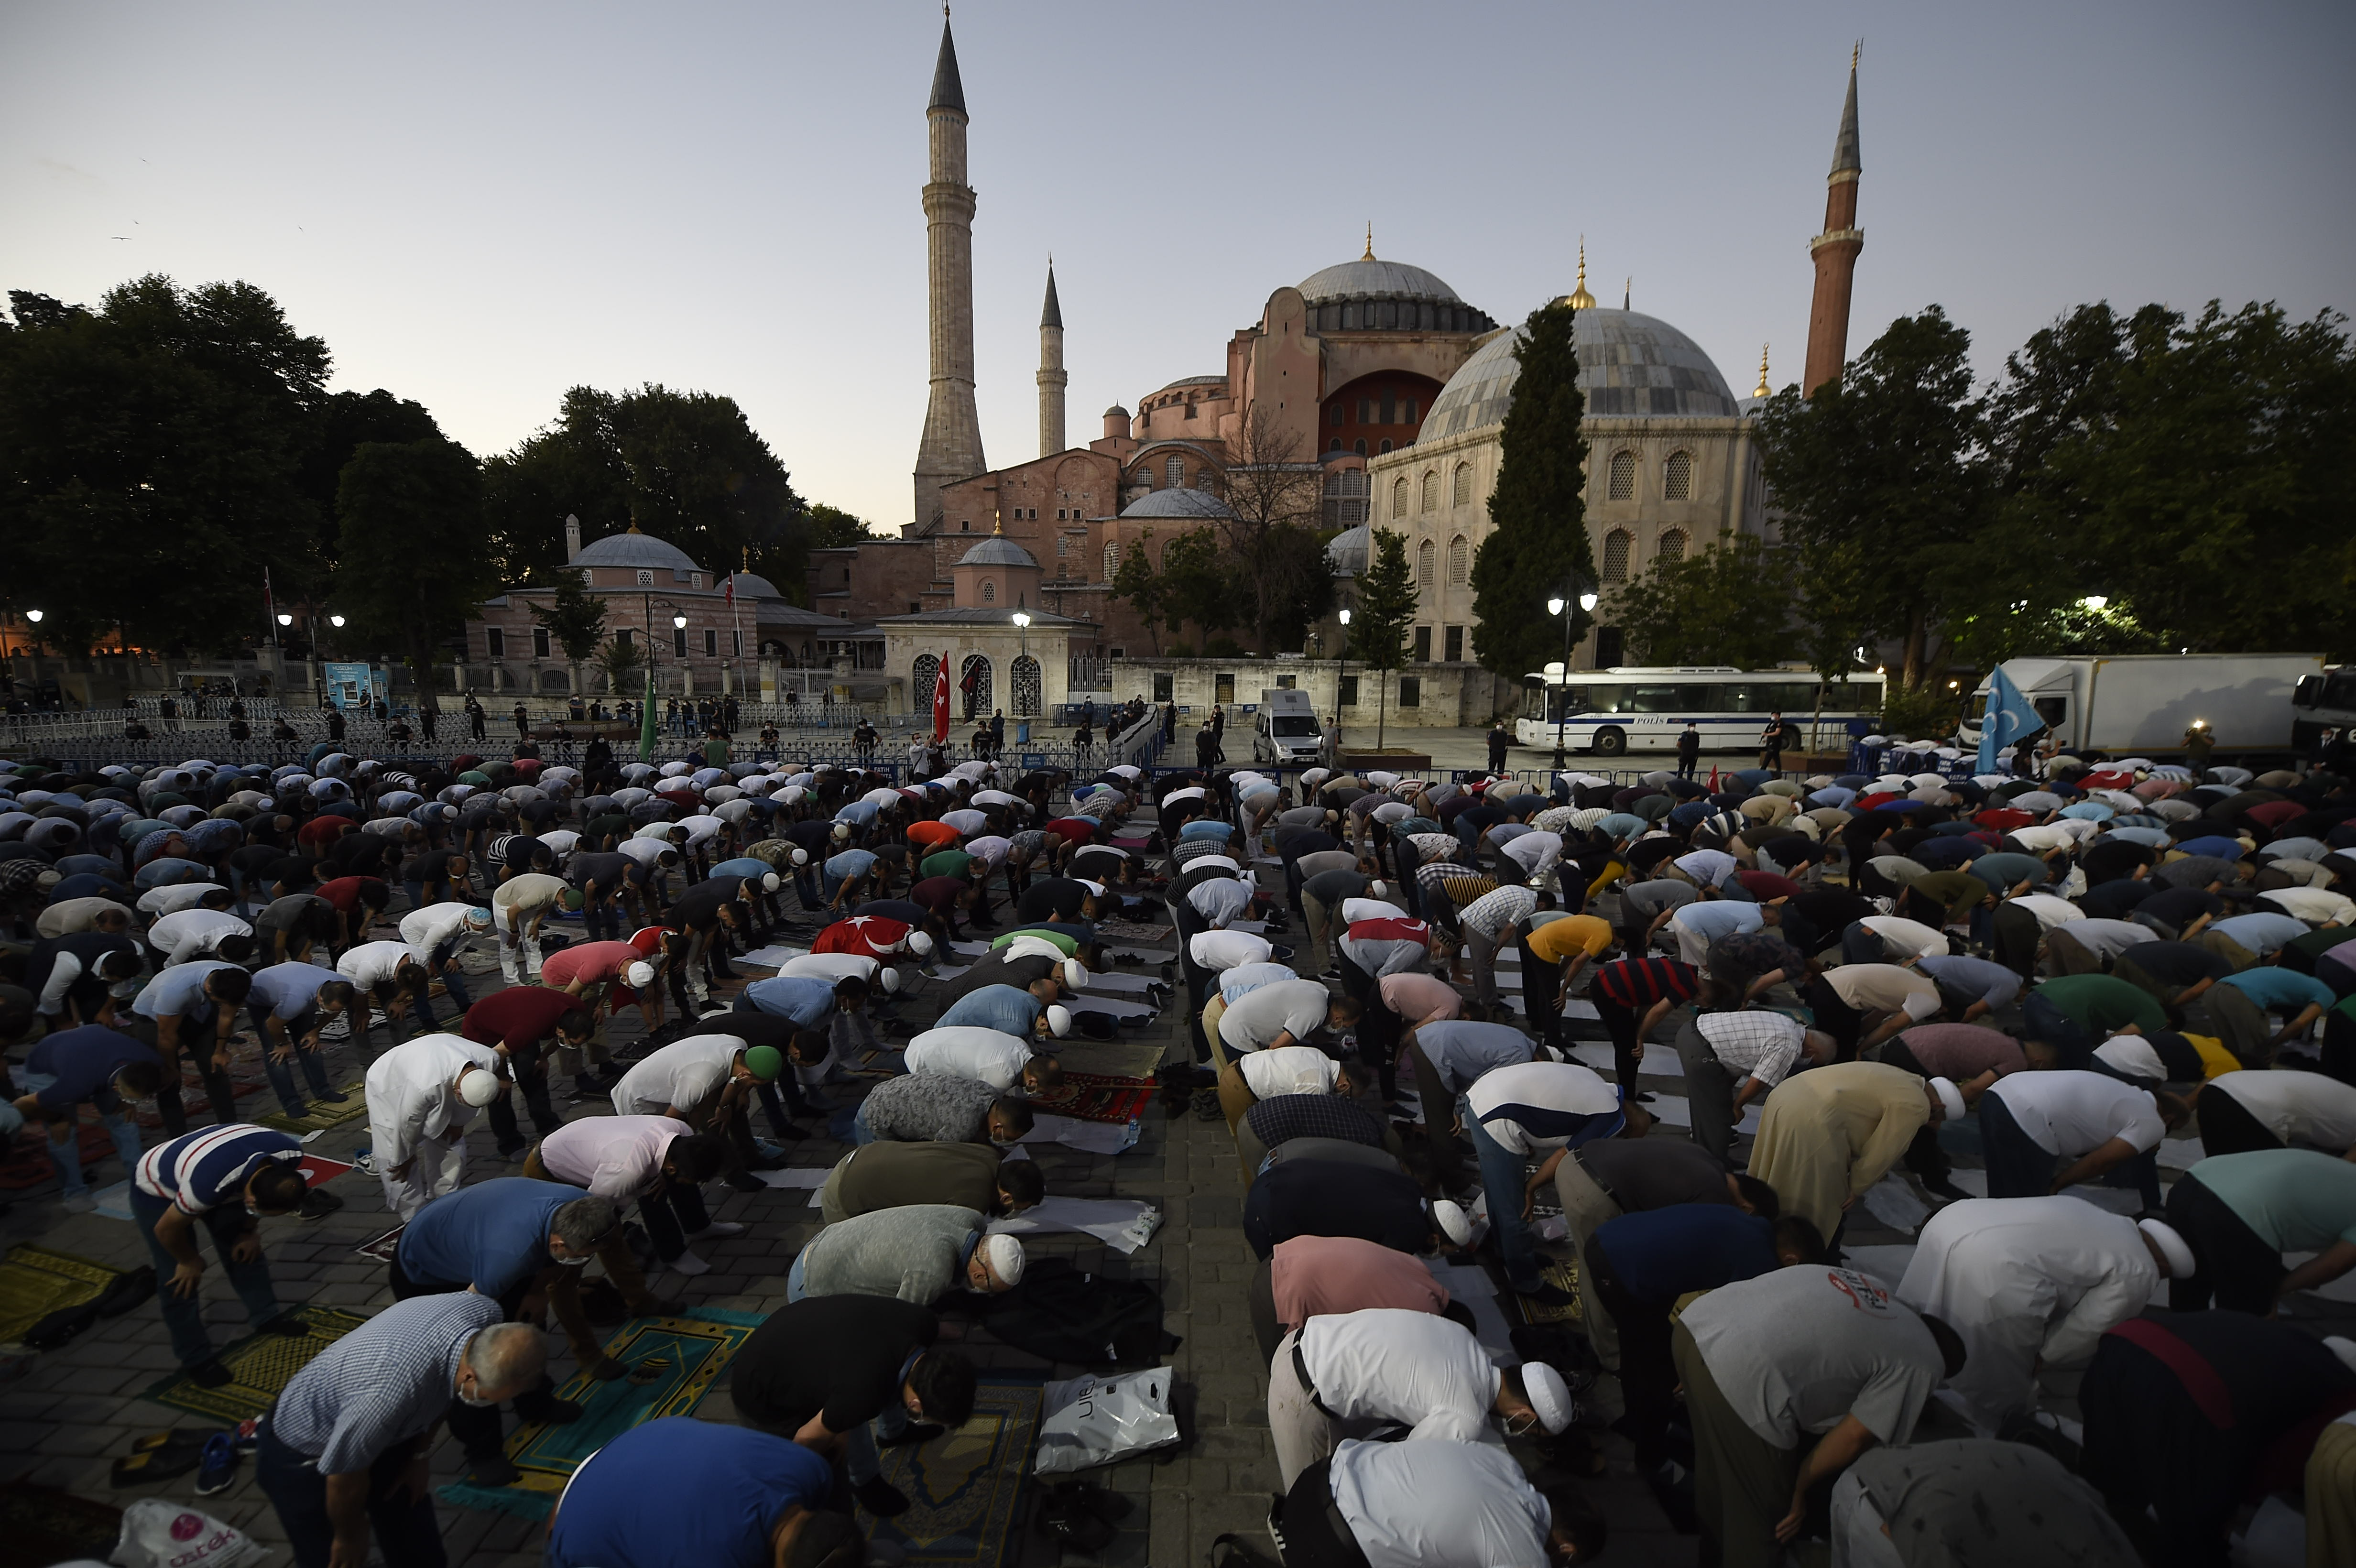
left=1901, top=611, right=1929, bottom=691
left=1376, top=670, right=1388, bottom=750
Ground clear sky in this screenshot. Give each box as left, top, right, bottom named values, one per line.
left=7, top=1, right=2351, bottom=536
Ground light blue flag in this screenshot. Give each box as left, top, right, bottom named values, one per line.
left=1977, top=665, right=2040, bottom=773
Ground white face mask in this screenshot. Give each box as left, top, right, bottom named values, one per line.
left=457, top=1388, right=500, bottom=1408
left=554, top=1253, right=591, bottom=1268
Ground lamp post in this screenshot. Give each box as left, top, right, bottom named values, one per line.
left=1542, top=589, right=1600, bottom=771
left=1011, top=608, right=1032, bottom=716
left=1335, top=607, right=1352, bottom=765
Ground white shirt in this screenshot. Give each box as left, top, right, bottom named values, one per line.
left=398, top=902, right=482, bottom=954
left=534, top=1115, right=687, bottom=1200
left=2062, top=919, right=2158, bottom=958
left=1985, top=1070, right=2165, bottom=1156
left=1464, top=1060, right=1622, bottom=1155
left=1218, top=962, right=1300, bottom=1003
left=1238, top=1045, right=1340, bottom=1100
left=150, top=909, right=252, bottom=964
left=363, top=1034, right=502, bottom=1162
left=1190, top=930, right=1273, bottom=971
left=781, top=953, right=881, bottom=985
left=905, top=1028, right=1035, bottom=1091
left=1675, top=849, right=1739, bottom=887
left=1297, top=1309, right=1499, bottom=1443
left=2260, top=887, right=2356, bottom=926
left=1187, top=879, right=1254, bottom=927
left=1218, top=980, right=1331, bottom=1055
left=2208, top=1070, right=2356, bottom=1148
left=1327, top=1440, right=1551, bottom=1568
left=612, top=1034, right=747, bottom=1119
left=2006, top=894, right=2085, bottom=932
left=1857, top=915, right=1951, bottom=959
left=137, top=883, right=230, bottom=916
left=1340, top=897, right=1409, bottom=924
left=336, top=940, right=416, bottom=989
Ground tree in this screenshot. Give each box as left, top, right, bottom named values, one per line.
left=1605, top=534, right=1800, bottom=669
left=331, top=438, right=495, bottom=719
left=1109, top=526, right=1167, bottom=654
left=1158, top=530, right=1232, bottom=653
left=1758, top=307, right=1994, bottom=690
left=481, top=383, right=811, bottom=600
left=805, top=503, right=875, bottom=550
left=530, top=572, right=609, bottom=693
left=1348, top=528, right=1419, bottom=749
left=594, top=633, right=644, bottom=697
left=0, top=276, right=331, bottom=654
left=1211, top=403, right=1333, bottom=651
left=301, top=388, right=442, bottom=562
left=1471, top=300, right=1595, bottom=681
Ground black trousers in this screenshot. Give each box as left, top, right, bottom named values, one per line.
left=1802, top=977, right=1864, bottom=1061
left=1518, top=933, right=1567, bottom=1053
left=486, top=1058, right=564, bottom=1155
left=1592, top=996, right=1644, bottom=1096
left=1249, top=1259, right=1284, bottom=1368
left=256, top=1426, right=443, bottom=1568
left=2165, top=1174, right=2284, bottom=1314
left=2195, top=1087, right=2282, bottom=1160
left=1586, top=1240, right=1677, bottom=1470
left=1272, top=1459, right=1373, bottom=1568
left=1404, top=1040, right=1469, bottom=1189
left=2079, top=1334, right=2250, bottom=1568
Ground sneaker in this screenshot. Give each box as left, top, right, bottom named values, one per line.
left=313, top=1089, right=349, bottom=1104
left=187, top=1359, right=236, bottom=1389
left=689, top=1222, right=747, bottom=1240
left=193, top=1434, right=239, bottom=1497
left=467, top=1453, right=522, bottom=1488
left=853, top=1476, right=912, bottom=1518
left=351, top=1150, right=377, bottom=1175
left=256, top=1314, right=310, bottom=1337
left=232, top=1418, right=262, bottom=1456
left=668, top=1251, right=712, bottom=1278
left=60, top=1195, right=96, bottom=1214
left=298, top=1190, right=343, bottom=1221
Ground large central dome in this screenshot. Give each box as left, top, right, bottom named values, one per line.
left=1295, top=256, right=1495, bottom=336
left=1298, top=258, right=1462, bottom=305
left=1418, top=308, right=1741, bottom=441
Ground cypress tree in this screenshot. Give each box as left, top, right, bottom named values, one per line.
left=1470, top=299, right=1594, bottom=682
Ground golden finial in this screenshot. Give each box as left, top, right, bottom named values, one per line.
left=1363, top=222, right=1375, bottom=261
left=1559, top=237, right=1597, bottom=311
left=1756, top=343, right=1770, bottom=399
left=1852, top=39, right=1861, bottom=70
left=992, top=507, right=1003, bottom=534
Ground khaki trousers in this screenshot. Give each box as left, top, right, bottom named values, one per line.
left=1266, top=1328, right=1337, bottom=1491
left=1675, top=1318, right=1802, bottom=1568
left=1216, top=1061, right=1258, bottom=1133
left=1553, top=1153, right=1625, bottom=1369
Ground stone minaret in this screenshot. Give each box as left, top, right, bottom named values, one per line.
left=912, top=17, right=986, bottom=528
left=1036, top=262, right=1067, bottom=458
left=1802, top=45, right=1864, bottom=398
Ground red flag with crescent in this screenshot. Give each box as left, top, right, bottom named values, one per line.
left=932, top=653, right=951, bottom=743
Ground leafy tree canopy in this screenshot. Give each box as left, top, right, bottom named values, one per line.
left=1605, top=535, right=1800, bottom=670
left=805, top=503, right=876, bottom=550
left=529, top=573, right=611, bottom=665
left=331, top=437, right=496, bottom=712
left=1471, top=300, right=1594, bottom=680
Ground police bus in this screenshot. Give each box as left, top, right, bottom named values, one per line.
left=1516, top=665, right=1887, bottom=756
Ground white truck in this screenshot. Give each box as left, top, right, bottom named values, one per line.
left=1250, top=688, right=1325, bottom=764
left=1959, top=653, right=2324, bottom=757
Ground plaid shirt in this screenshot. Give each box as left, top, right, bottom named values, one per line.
left=1695, top=1008, right=1805, bottom=1088
left=273, top=1291, right=502, bottom=1472
left=1243, top=1093, right=1388, bottom=1151
left=1415, top=860, right=1494, bottom=910
left=1458, top=885, right=1539, bottom=941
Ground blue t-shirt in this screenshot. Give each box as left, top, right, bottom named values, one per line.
left=1591, top=1204, right=1778, bottom=1304
left=2218, top=968, right=2336, bottom=1012
left=833, top=801, right=881, bottom=828
left=396, top=1178, right=585, bottom=1297
left=49, top=872, right=131, bottom=903
left=134, top=858, right=211, bottom=888
left=742, top=976, right=837, bottom=1026
left=824, top=849, right=877, bottom=881
left=546, top=1418, right=832, bottom=1568
left=1178, top=820, right=1235, bottom=843
left=937, top=984, right=1043, bottom=1036
left=1671, top=903, right=1763, bottom=942
left=25, top=1024, right=163, bottom=1111
left=2173, top=836, right=2244, bottom=862
left=132, top=961, right=238, bottom=1021
left=248, top=962, right=346, bottom=1020
left=2209, top=913, right=2311, bottom=955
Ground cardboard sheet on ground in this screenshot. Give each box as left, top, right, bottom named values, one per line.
left=1859, top=1174, right=1929, bottom=1235
left=1066, top=995, right=1157, bottom=1020
left=1016, top=1114, right=1141, bottom=1154
left=736, top=944, right=807, bottom=969
left=1049, top=1039, right=1171, bottom=1079
left=752, top=1166, right=831, bottom=1190
left=1642, top=1097, right=1761, bottom=1137
left=1428, top=1260, right=1521, bottom=1367
left=1077, top=971, right=1157, bottom=994
left=987, top=1198, right=1163, bottom=1254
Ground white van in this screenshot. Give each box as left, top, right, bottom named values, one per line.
left=1251, top=688, right=1324, bottom=763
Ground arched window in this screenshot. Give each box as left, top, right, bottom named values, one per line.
left=1603, top=529, right=1632, bottom=582
left=1102, top=540, right=1123, bottom=580
left=1419, top=471, right=1439, bottom=513
left=1416, top=539, right=1437, bottom=588
left=959, top=654, right=992, bottom=718
left=981, top=579, right=996, bottom=602
left=1446, top=535, right=1469, bottom=587
left=1011, top=654, right=1041, bottom=717
left=1323, top=468, right=1368, bottom=527
left=1391, top=477, right=1410, bottom=519
left=1663, top=449, right=1693, bottom=501
left=1657, top=529, right=1688, bottom=563
left=1354, top=439, right=1366, bottom=456
left=913, top=653, right=939, bottom=703
left=1451, top=462, right=1472, bottom=507
left=1607, top=450, right=1637, bottom=501
left=1167, top=457, right=1185, bottom=488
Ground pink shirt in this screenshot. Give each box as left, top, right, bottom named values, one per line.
left=1378, top=972, right=1462, bottom=1026
left=538, top=940, right=643, bottom=991
left=1893, top=1023, right=2028, bottom=1080
left=535, top=1115, right=686, bottom=1199
left=1271, top=1235, right=1450, bottom=1330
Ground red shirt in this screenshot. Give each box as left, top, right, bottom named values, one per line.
left=462, top=986, right=579, bottom=1052
left=314, top=876, right=377, bottom=912
left=814, top=915, right=912, bottom=958
left=1042, top=819, right=1099, bottom=846
left=1734, top=870, right=1802, bottom=901
left=1592, top=956, right=1699, bottom=1011
left=539, top=940, right=645, bottom=991
left=910, top=876, right=968, bottom=913
left=905, top=822, right=961, bottom=852
left=297, top=817, right=350, bottom=850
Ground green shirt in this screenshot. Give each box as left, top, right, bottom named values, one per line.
left=2032, top=974, right=2166, bottom=1034
left=2190, top=1149, right=2356, bottom=1252
left=990, top=927, right=1078, bottom=956
left=921, top=850, right=975, bottom=882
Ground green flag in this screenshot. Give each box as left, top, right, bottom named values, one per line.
left=637, top=665, right=658, bottom=762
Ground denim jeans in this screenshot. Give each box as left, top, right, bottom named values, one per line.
left=851, top=1100, right=878, bottom=1146
left=635, top=1182, right=713, bottom=1263
left=256, top=1426, right=445, bottom=1568
left=18, top=1071, right=144, bottom=1197
left=1467, top=1117, right=1544, bottom=1293
left=245, top=1006, right=336, bottom=1118
left=410, top=942, right=473, bottom=1028
left=130, top=1187, right=281, bottom=1368
left=845, top=1399, right=910, bottom=1486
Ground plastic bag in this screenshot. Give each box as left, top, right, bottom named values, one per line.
left=1032, top=1366, right=1178, bottom=1474
left=113, top=1499, right=268, bottom=1568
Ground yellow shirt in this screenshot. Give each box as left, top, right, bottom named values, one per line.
left=1527, top=914, right=1613, bottom=964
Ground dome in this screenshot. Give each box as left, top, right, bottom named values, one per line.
left=1326, top=524, right=1372, bottom=578
left=721, top=572, right=783, bottom=599
left=1119, top=489, right=1234, bottom=521
left=1298, top=259, right=1462, bottom=306
left=1155, top=375, right=1228, bottom=394
left=955, top=536, right=1039, bottom=568
left=572, top=528, right=703, bottom=573
left=1419, top=308, right=1741, bottom=442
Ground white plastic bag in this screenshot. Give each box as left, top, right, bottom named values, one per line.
left=113, top=1499, right=268, bottom=1568
left=1032, top=1366, right=1178, bottom=1474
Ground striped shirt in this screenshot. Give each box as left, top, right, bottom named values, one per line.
left=1456, top=885, right=1539, bottom=941
left=272, top=1291, right=502, bottom=1472
left=1591, top=957, right=1700, bottom=1012
left=1694, top=1009, right=1807, bottom=1088
left=134, top=1124, right=303, bottom=1215
left=1465, top=1061, right=1625, bottom=1154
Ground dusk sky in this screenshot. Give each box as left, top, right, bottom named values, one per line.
left=8, top=1, right=2352, bottom=536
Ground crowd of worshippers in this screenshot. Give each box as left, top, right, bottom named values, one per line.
left=5, top=737, right=2356, bottom=1568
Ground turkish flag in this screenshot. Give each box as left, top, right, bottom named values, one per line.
left=931, top=653, right=950, bottom=743
left=1708, top=765, right=1720, bottom=792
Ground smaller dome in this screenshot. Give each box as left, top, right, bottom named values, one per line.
left=1156, top=375, right=1228, bottom=394
left=955, top=536, right=1039, bottom=568
left=1119, top=489, right=1234, bottom=521
left=1326, top=524, right=1372, bottom=577
left=1104, top=404, right=1130, bottom=417
left=722, top=572, right=783, bottom=599
left=571, top=528, right=702, bottom=573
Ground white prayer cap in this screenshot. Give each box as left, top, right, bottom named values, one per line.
left=2139, top=1219, right=2196, bottom=1280
left=625, top=961, right=656, bottom=989
left=1062, top=958, right=1089, bottom=991
left=1431, top=1199, right=1472, bottom=1248
left=462, top=907, right=493, bottom=931
left=1521, top=1361, right=1575, bottom=1435
left=907, top=931, right=935, bottom=958
left=760, top=872, right=781, bottom=893
left=879, top=967, right=904, bottom=994
left=458, top=1067, right=504, bottom=1107
left=1045, top=1005, right=1072, bottom=1038
left=982, top=1234, right=1026, bottom=1287
left=2326, top=1338, right=2356, bottom=1376
left=833, top=823, right=851, bottom=840
left=792, top=847, right=810, bottom=867
left=1928, top=1077, right=1966, bottom=1122
left=1077, top=879, right=1105, bottom=897
left=1368, top=880, right=1387, bottom=898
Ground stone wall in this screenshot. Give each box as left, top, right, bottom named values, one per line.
left=1105, top=656, right=1518, bottom=729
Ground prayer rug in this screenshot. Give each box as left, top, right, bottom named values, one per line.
left=0, top=1123, right=114, bottom=1190
left=436, top=1307, right=762, bottom=1522
left=0, top=1243, right=120, bottom=1344
left=863, top=1373, right=1045, bottom=1567
left=353, top=1223, right=405, bottom=1262
left=132, top=1060, right=274, bottom=1130
left=1513, top=1257, right=1583, bottom=1328
left=1093, top=918, right=1175, bottom=945
left=1023, top=1073, right=1155, bottom=1126
left=140, top=1304, right=369, bottom=1423
left=0, top=1481, right=122, bottom=1564
left=257, top=1081, right=371, bottom=1135
left=1047, top=1039, right=1170, bottom=1080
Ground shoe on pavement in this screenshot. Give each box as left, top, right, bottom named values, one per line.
left=351, top=1151, right=377, bottom=1175
left=467, top=1453, right=523, bottom=1488
left=187, top=1359, right=236, bottom=1389
left=297, top=1189, right=344, bottom=1221
left=689, top=1221, right=747, bottom=1239
left=853, top=1476, right=912, bottom=1518
left=257, top=1314, right=310, bottom=1337
left=669, top=1251, right=712, bottom=1277
left=534, top=1398, right=586, bottom=1425
left=193, top=1434, right=239, bottom=1497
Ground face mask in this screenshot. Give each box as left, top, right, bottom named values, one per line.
left=457, top=1387, right=500, bottom=1408
left=555, top=1254, right=591, bottom=1268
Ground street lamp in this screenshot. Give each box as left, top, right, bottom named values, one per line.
left=23, top=610, right=42, bottom=623
left=329, top=615, right=345, bottom=628
left=1546, top=597, right=1572, bottom=769
left=276, top=613, right=293, bottom=627
left=1335, top=608, right=1352, bottom=762
left=1012, top=610, right=1031, bottom=724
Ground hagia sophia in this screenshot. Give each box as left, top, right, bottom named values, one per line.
left=474, top=22, right=1866, bottom=719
